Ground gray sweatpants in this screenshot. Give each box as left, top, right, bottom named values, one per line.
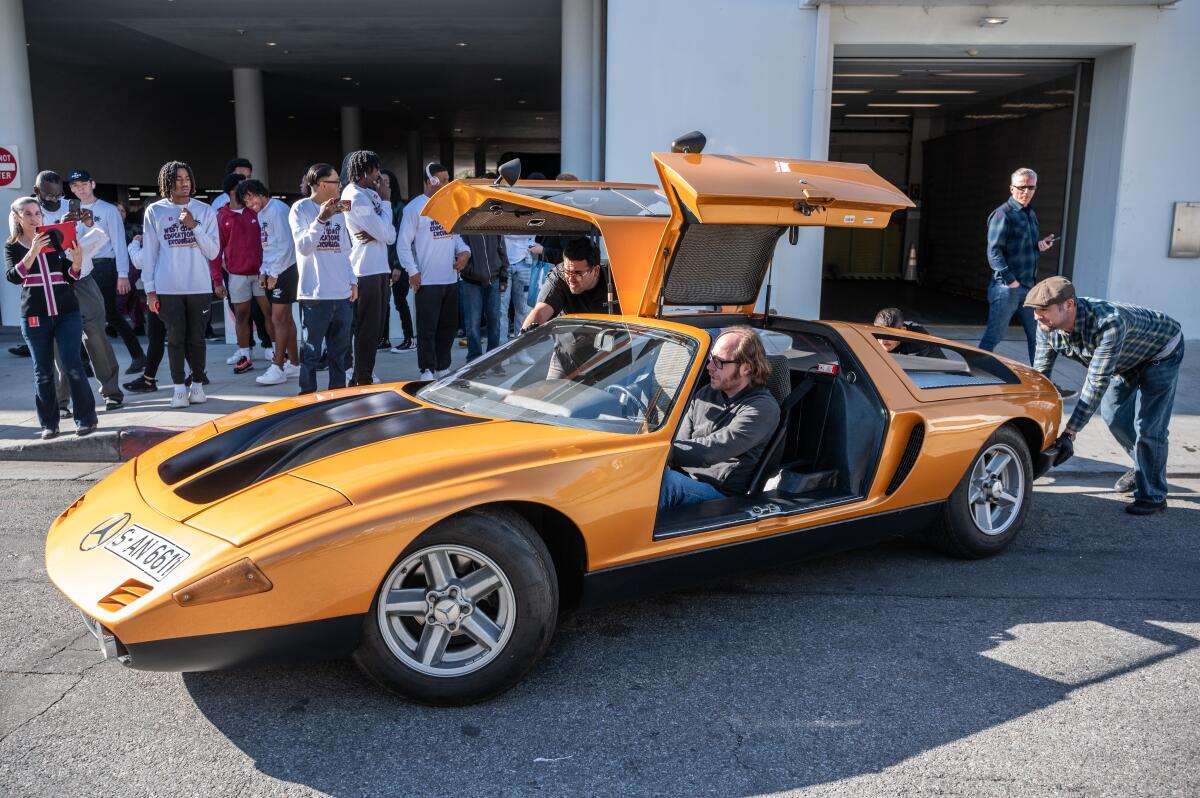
left=56, top=273, right=122, bottom=406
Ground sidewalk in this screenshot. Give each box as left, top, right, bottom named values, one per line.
left=0, top=326, right=1196, bottom=476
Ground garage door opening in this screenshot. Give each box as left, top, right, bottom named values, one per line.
left=819, top=58, right=1092, bottom=325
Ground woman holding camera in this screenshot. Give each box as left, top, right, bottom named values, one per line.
left=5, top=197, right=97, bottom=439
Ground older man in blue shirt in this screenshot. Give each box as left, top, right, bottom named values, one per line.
left=979, top=168, right=1058, bottom=363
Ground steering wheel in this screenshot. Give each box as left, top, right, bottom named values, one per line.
left=604, top=384, right=649, bottom=418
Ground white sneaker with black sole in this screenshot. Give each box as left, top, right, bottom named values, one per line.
left=170, top=385, right=190, bottom=408
left=419, top=370, right=434, bottom=380
left=256, top=363, right=287, bottom=385
left=188, top=381, right=207, bottom=404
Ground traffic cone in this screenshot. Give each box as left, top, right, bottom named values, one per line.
left=903, top=245, right=919, bottom=282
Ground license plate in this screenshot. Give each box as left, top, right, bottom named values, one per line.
left=103, top=524, right=191, bottom=582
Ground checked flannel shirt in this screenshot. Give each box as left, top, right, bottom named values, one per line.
left=987, top=197, right=1041, bottom=287
left=1034, top=297, right=1181, bottom=434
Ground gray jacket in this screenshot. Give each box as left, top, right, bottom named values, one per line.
left=670, top=383, right=780, bottom=495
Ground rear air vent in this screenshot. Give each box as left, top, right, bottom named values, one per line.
left=886, top=423, right=925, bottom=495
left=98, top=579, right=153, bottom=613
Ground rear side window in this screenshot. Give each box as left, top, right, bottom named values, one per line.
left=873, top=335, right=1019, bottom=389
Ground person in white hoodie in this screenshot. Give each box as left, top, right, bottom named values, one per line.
left=237, top=179, right=300, bottom=385
left=140, top=161, right=223, bottom=408
left=340, top=150, right=396, bottom=386
left=397, top=162, right=469, bottom=380
left=291, top=163, right=357, bottom=394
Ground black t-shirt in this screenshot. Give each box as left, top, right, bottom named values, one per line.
left=536, top=268, right=616, bottom=316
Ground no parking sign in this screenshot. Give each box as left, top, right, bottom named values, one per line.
left=0, top=146, right=20, bottom=189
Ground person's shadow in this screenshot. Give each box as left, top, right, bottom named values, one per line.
left=184, top=490, right=1199, bottom=797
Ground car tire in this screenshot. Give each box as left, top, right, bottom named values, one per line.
left=929, top=425, right=1032, bottom=559
left=354, top=508, right=558, bottom=706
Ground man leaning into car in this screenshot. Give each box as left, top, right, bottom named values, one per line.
left=660, top=327, right=780, bottom=508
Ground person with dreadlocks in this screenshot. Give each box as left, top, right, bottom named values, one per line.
left=339, top=150, right=396, bottom=385
left=140, top=160, right=223, bottom=408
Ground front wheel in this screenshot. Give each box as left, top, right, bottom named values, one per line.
left=354, top=508, right=558, bottom=705
left=930, top=426, right=1032, bottom=559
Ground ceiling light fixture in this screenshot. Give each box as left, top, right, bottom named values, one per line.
left=144, top=75, right=156, bottom=81
left=266, top=41, right=277, bottom=46
left=342, top=76, right=353, bottom=81
left=1002, top=102, right=1060, bottom=109
left=897, top=89, right=978, bottom=95
left=287, top=115, right=295, bottom=119
left=535, top=116, right=544, bottom=120
left=845, top=113, right=909, bottom=118
left=831, top=103, right=846, bottom=107
left=965, top=113, right=1024, bottom=119
left=518, top=99, right=526, bottom=104
left=453, top=128, right=463, bottom=133
left=456, top=42, right=468, bottom=47
left=945, top=72, right=1026, bottom=78
left=392, top=99, right=401, bottom=103
left=979, top=16, right=1008, bottom=26
left=493, top=77, right=503, bottom=82
left=833, top=73, right=897, bottom=78
left=832, top=89, right=871, bottom=94
left=428, top=115, right=436, bottom=120
left=869, top=103, right=940, bottom=108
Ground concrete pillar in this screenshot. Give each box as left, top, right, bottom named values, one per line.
left=406, top=130, right=423, bottom=199
left=590, top=0, right=605, bottom=180
left=561, top=0, right=594, bottom=179
left=340, top=106, right=362, bottom=154
left=474, top=142, right=487, bottom=177
left=0, top=0, right=37, bottom=325
left=232, top=68, right=269, bottom=187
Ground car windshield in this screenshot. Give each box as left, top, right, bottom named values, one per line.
left=417, top=319, right=698, bottom=434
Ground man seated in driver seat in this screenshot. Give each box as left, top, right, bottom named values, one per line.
left=660, top=326, right=780, bottom=508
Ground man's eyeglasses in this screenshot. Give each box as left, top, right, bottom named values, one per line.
left=1011, top=184, right=1038, bottom=192
left=556, top=264, right=596, bottom=280
left=708, top=354, right=737, bottom=369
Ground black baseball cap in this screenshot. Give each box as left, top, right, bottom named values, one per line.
left=67, top=169, right=93, bottom=183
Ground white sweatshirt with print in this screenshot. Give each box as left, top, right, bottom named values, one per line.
left=140, top=199, right=220, bottom=294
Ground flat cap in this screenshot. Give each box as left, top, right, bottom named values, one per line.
left=1024, top=276, right=1076, bottom=308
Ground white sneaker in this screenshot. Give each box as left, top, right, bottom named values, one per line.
left=283, top=362, right=301, bottom=379
left=419, top=370, right=435, bottom=380
left=263, top=348, right=276, bottom=361
left=225, top=348, right=245, bottom=365
left=170, top=385, right=190, bottom=408
left=188, top=381, right=207, bottom=404
left=434, top=369, right=450, bottom=378
left=345, top=368, right=355, bottom=384
left=256, top=363, right=286, bottom=385
left=371, top=372, right=380, bottom=384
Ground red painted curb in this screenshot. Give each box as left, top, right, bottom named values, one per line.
left=117, top=427, right=182, bottom=460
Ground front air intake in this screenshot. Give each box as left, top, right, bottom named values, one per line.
left=886, top=423, right=925, bottom=495
left=98, top=579, right=153, bottom=613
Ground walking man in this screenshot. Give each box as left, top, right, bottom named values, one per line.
left=397, top=162, right=469, bottom=380
left=1027, top=277, right=1183, bottom=515
left=980, top=167, right=1058, bottom=364
left=66, top=168, right=146, bottom=375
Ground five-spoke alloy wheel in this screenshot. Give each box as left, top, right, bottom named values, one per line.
left=355, top=508, right=558, bottom=706
left=931, top=425, right=1033, bottom=558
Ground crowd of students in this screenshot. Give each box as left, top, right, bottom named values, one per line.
left=4, top=153, right=591, bottom=437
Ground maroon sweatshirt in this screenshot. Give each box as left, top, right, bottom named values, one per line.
left=210, top=205, right=263, bottom=278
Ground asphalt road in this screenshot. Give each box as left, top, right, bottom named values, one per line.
left=2, top=468, right=1198, bottom=798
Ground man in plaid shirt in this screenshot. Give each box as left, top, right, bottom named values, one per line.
left=979, top=168, right=1058, bottom=363
left=1027, top=276, right=1183, bottom=515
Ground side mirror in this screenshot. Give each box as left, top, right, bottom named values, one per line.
left=670, top=130, right=707, bottom=154
left=495, top=158, right=522, bottom=187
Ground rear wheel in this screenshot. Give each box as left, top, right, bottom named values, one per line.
left=930, top=426, right=1032, bottom=559
left=354, top=508, right=558, bottom=705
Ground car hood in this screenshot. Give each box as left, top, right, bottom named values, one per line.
left=134, top=386, right=626, bottom=545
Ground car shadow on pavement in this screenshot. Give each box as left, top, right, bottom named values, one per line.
left=184, top=491, right=1200, bottom=797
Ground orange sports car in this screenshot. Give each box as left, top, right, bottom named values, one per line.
left=46, top=142, right=1063, bottom=705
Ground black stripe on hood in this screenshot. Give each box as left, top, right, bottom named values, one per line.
left=175, top=408, right=483, bottom=505
left=159, top=391, right=417, bottom=485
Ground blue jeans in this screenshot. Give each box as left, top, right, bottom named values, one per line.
left=299, top=299, right=352, bottom=394
left=22, top=311, right=97, bottom=432
left=461, top=277, right=502, bottom=361
left=659, top=469, right=726, bottom=509
left=499, top=263, right=531, bottom=343
left=979, top=281, right=1038, bottom=364
left=1099, top=340, right=1184, bottom=504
